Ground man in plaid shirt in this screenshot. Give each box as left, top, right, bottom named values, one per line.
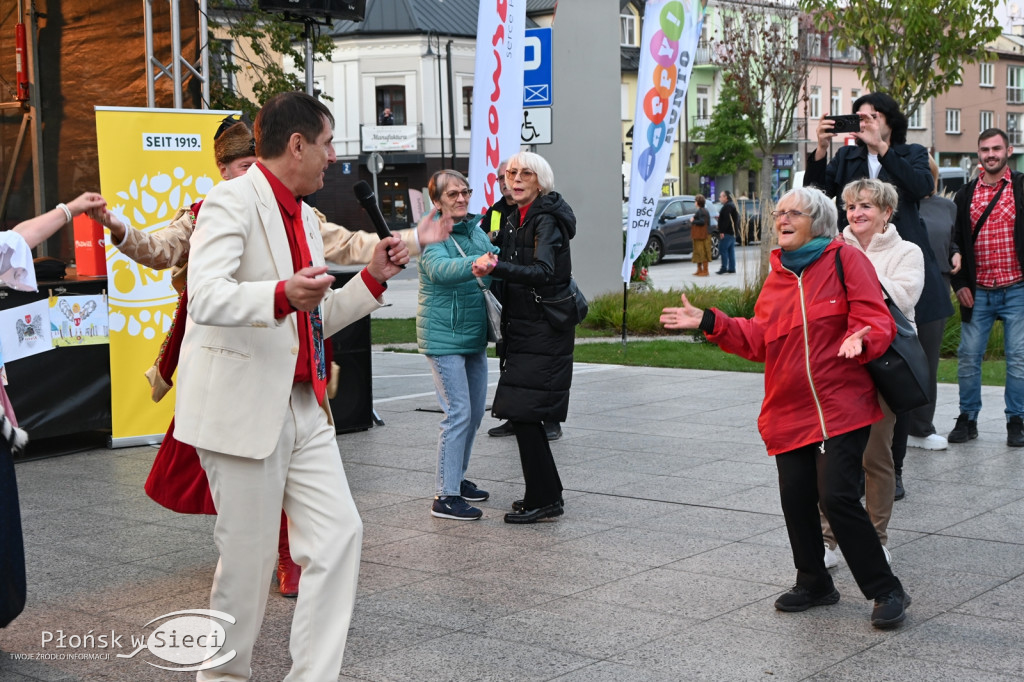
left=950, top=128, right=1024, bottom=447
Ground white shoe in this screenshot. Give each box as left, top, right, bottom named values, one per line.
left=824, top=544, right=839, bottom=569
left=907, top=434, right=948, bottom=450
left=882, top=545, right=891, bottom=565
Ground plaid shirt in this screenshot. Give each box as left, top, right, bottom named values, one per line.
left=970, top=166, right=1024, bottom=288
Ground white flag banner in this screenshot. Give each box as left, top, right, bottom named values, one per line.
left=467, top=0, right=527, bottom=216
left=622, top=0, right=704, bottom=282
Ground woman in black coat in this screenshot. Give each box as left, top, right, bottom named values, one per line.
left=473, top=151, right=576, bottom=524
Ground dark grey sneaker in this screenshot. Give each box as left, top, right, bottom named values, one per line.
left=460, top=479, right=489, bottom=502
left=871, top=587, right=911, bottom=628
left=430, top=496, right=482, bottom=520
left=774, top=585, right=840, bottom=612
left=1008, top=416, right=1024, bottom=447
left=948, top=413, right=978, bottom=443
left=488, top=421, right=515, bottom=437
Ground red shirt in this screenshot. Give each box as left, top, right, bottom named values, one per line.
left=971, top=166, right=1024, bottom=288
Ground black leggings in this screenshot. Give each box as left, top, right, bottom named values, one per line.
left=512, top=421, right=563, bottom=508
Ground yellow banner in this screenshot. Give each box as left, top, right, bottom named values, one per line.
left=95, top=107, right=237, bottom=445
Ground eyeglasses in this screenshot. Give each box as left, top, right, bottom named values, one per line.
left=770, top=210, right=810, bottom=220
left=444, top=188, right=473, bottom=200
left=504, top=168, right=536, bottom=180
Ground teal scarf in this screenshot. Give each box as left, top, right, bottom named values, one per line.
left=779, top=236, right=833, bottom=275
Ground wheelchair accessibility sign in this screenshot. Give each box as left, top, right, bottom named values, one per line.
left=520, top=107, right=551, bottom=145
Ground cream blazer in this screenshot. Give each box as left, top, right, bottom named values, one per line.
left=173, top=164, right=383, bottom=458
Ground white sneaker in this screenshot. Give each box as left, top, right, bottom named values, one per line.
left=907, top=434, right=948, bottom=450
left=882, top=545, right=891, bottom=565
left=824, top=544, right=839, bottom=569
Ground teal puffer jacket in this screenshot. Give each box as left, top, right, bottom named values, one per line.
left=417, top=215, right=499, bottom=356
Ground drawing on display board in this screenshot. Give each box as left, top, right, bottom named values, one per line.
left=0, top=299, right=52, bottom=363
left=50, top=293, right=110, bottom=347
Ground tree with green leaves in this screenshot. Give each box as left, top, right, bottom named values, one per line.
left=690, top=80, right=760, bottom=181
left=207, top=2, right=335, bottom=119
left=799, top=0, right=1002, bottom=117
left=710, top=1, right=810, bottom=277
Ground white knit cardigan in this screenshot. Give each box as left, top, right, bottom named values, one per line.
left=841, top=223, right=925, bottom=326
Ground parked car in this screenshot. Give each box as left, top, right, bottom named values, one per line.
left=623, top=195, right=720, bottom=264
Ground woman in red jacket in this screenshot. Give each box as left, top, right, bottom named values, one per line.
left=661, top=186, right=912, bottom=629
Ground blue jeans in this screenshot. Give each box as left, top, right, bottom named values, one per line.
left=427, top=352, right=489, bottom=497
left=718, top=234, right=736, bottom=272
left=957, top=282, right=1024, bottom=420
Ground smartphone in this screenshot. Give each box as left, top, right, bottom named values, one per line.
left=825, top=114, right=861, bottom=134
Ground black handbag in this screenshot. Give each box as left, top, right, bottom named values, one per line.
left=835, top=249, right=930, bottom=415
left=531, top=278, right=589, bottom=331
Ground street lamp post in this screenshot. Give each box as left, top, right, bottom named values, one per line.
left=424, top=32, right=445, bottom=167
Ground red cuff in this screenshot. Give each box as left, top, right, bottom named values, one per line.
left=360, top=268, right=387, bottom=298
left=274, top=281, right=294, bottom=319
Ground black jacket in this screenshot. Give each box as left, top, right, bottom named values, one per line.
left=490, top=192, right=576, bottom=423
left=951, top=171, right=1024, bottom=323
left=806, top=142, right=954, bottom=325
left=718, top=200, right=739, bottom=237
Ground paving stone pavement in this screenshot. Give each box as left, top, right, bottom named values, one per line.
left=2, top=344, right=1023, bottom=681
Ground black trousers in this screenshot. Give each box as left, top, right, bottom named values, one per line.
left=905, top=316, right=947, bottom=438
left=512, top=421, right=562, bottom=508
left=775, top=426, right=902, bottom=600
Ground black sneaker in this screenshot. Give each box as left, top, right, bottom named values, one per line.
left=544, top=422, right=562, bottom=441
left=1008, top=416, right=1024, bottom=447
left=430, top=496, right=482, bottom=520
left=894, top=474, right=905, bottom=501
left=774, top=584, right=840, bottom=612
left=948, top=413, right=978, bottom=443
left=460, top=479, right=490, bottom=502
left=488, top=421, right=515, bottom=437
left=871, top=587, right=911, bottom=628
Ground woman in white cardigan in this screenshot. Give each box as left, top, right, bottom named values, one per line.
left=821, top=178, right=924, bottom=570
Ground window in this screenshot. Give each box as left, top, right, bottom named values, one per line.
left=1009, top=113, right=1024, bottom=145
left=695, top=86, right=710, bottom=125
left=210, top=39, right=235, bottom=93
left=981, top=110, right=994, bottom=132
left=850, top=89, right=860, bottom=110
left=805, top=33, right=822, bottom=58
left=907, top=107, right=924, bottom=129
left=462, top=86, right=472, bottom=130
left=620, top=12, right=637, bottom=46
left=946, top=108, right=961, bottom=134
left=809, top=86, right=821, bottom=119
left=375, top=85, right=406, bottom=125
left=1008, top=66, right=1024, bottom=104
left=980, top=62, right=994, bottom=87
left=831, top=88, right=841, bottom=115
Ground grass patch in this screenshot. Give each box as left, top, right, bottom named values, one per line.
left=371, top=285, right=1007, bottom=386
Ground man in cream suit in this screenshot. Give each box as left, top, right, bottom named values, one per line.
left=175, top=92, right=408, bottom=681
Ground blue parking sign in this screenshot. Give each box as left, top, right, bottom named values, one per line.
left=523, top=27, right=552, bottom=108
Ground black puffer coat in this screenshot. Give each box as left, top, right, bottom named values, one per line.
left=490, top=191, right=576, bottom=423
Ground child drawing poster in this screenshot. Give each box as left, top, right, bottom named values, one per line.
left=49, top=293, right=110, bottom=347
left=0, top=299, right=52, bottom=363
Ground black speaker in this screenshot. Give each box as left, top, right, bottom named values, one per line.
left=258, top=0, right=365, bottom=21
left=327, top=272, right=374, bottom=433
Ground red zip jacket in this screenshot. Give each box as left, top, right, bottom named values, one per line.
left=707, top=240, right=896, bottom=455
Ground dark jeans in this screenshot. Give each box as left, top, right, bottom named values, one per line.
left=905, top=317, right=946, bottom=437
left=775, top=427, right=902, bottom=600
left=512, top=421, right=563, bottom=508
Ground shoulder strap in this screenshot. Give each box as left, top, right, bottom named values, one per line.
left=448, top=235, right=490, bottom=292
left=834, top=246, right=845, bottom=294
left=972, top=179, right=1008, bottom=240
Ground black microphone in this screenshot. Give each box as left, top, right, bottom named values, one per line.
left=353, top=180, right=404, bottom=268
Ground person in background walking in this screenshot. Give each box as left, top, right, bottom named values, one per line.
left=716, top=190, right=738, bottom=274
left=691, top=194, right=712, bottom=276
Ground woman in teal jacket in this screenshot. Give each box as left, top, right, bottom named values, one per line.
left=418, top=170, right=499, bottom=521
